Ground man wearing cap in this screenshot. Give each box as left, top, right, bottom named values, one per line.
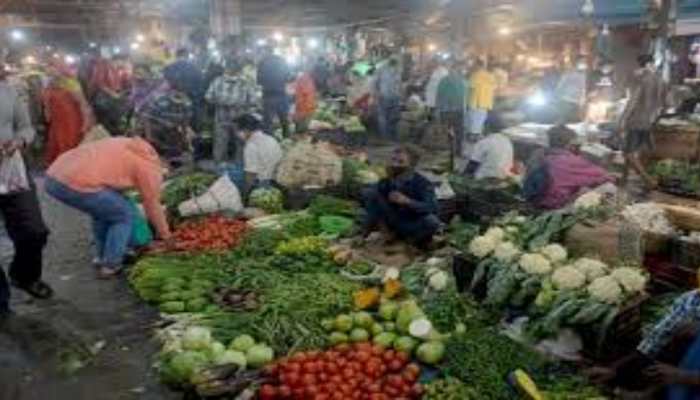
left=523, top=125, right=612, bottom=210
left=234, top=114, right=283, bottom=195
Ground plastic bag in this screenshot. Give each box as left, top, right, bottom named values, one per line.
left=128, top=199, right=153, bottom=247
left=0, top=152, right=29, bottom=195
left=276, top=139, right=343, bottom=188
left=178, top=175, right=243, bottom=217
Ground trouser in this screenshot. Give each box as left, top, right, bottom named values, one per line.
left=213, top=122, right=236, bottom=164
left=191, top=95, right=205, bottom=134
left=440, top=110, right=465, bottom=156
left=361, top=187, right=441, bottom=245
left=262, top=94, right=290, bottom=138
left=377, top=96, right=401, bottom=141
left=0, top=180, right=49, bottom=310
left=45, top=178, right=132, bottom=269
left=295, top=117, right=311, bottom=134
left=468, top=108, right=489, bottom=136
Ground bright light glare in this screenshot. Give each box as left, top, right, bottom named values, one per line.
left=441, top=53, right=451, bottom=60
left=285, top=54, right=298, bottom=66
left=136, top=33, right=145, bottom=43
left=64, top=55, right=76, bottom=65
left=130, top=42, right=140, bottom=50
left=245, top=48, right=252, bottom=54
left=23, top=56, right=36, bottom=64
left=256, top=38, right=267, bottom=47
left=273, top=32, right=284, bottom=42
left=113, top=46, right=121, bottom=54
left=427, top=43, right=437, bottom=52
left=89, top=42, right=97, bottom=48
left=10, top=29, right=24, bottom=41
left=52, top=53, right=60, bottom=59
left=307, top=38, right=319, bottom=49
left=212, top=50, right=220, bottom=58
left=528, top=91, right=547, bottom=107
left=499, top=27, right=512, bottom=36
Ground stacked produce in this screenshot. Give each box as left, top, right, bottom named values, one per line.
left=270, top=236, right=334, bottom=273
left=162, top=173, right=219, bottom=212
left=249, top=187, right=285, bottom=214
left=621, top=202, right=676, bottom=235
left=465, top=217, right=649, bottom=342
left=157, top=326, right=274, bottom=390
left=259, top=342, right=424, bottom=399
left=650, top=159, right=700, bottom=196
left=164, top=215, right=248, bottom=253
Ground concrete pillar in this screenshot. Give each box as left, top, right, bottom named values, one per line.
left=210, top=0, right=242, bottom=40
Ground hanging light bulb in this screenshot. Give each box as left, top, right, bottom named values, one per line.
left=581, top=0, right=595, bottom=17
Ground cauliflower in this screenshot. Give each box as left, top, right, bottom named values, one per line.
left=539, top=244, right=568, bottom=264
left=551, top=266, right=587, bottom=290
left=484, top=227, right=506, bottom=242
left=505, top=225, right=519, bottom=234
left=518, top=253, right=553, bottom=275
left=574, top=258, right=609, bottom=281
left=468, top=235, right=498, bottom=258
left=611, top=267, right=648, bottom=294
left=621, top=203, right=676, bottom=235
left=494, top=242, right=520, bottom=263
left=428, top=271, right=449, bottom=291
left=574, top=191, right=603, bottom=210
left=587, top=276, right=623, bottom=304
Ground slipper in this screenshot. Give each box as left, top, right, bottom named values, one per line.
left=97, top=266, right=123, bottom=280
left=11, top=280, right=54, bottom=300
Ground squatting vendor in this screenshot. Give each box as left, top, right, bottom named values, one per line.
left=361, top=146, right=441, bottom=249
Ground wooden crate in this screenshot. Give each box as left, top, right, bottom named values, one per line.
left=651, top=126, right=700, bottom=161
left=580, top=295, right=648, bottom=362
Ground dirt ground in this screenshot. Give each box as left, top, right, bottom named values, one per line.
left=0, top=178, right=178, bottom=400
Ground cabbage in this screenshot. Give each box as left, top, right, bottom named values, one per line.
left=329, top=332, right=349, bottom=344
left=215, top=350, right=247, bottom=368
left=230, top=335, right=256, bottom=352
left=416, top=341, right=446, bottom=365
left=208, top=342, right=226, bottom=360
left=321, top=318, right=335, bottom=331
left=396, top=301, right=425, bottom=333
left=245, top=345, right=274, bottom=368
left=350, top=328, right=370, bottom=342
left=408, top=319, right=433, bottom=339
left=334, top=314, right=354, bottom=332
left=182, top=327, right=213, bottom=351
left=394, top=336, right=418, bottom=354
left=378, top=301, right=399, bottom=321
left=370, top=323, right=384, bottom=336
left=373, top=332, right=397, bottom=348
left=353, top=311, right=374, bottom=329
left=383, top=322, right=396, bottom=332
left=162, top=351, right=209, bottom=384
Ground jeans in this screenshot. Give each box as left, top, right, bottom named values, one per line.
left=45, top=177, right=132, bottom=268
left=440, top=110, right=465, bottom=156
left=377, top=96, right=400, bottom=141
left=263, top=94, right=290, bottom=138
left=0, top=180, right=49, bottom=311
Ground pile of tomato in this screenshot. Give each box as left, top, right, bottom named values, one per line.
left=170, top=215, right=248, bottom=253
left=259, top=342, right=424, bottom=400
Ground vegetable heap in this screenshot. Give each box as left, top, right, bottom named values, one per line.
left=259, top=342, right=424, bottom=400
left=167, top=215, right=248, bottom=253
left=249, top=187, right=285, bottom=214
left=162, top=173, right=218, bottom=212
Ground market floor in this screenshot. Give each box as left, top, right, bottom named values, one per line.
left=0, top=178, right=178, bottom=400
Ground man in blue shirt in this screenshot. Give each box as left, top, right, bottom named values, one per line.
left=361, top=146, right=441, bottom=249
left=163, top=49, right=205, bottom=132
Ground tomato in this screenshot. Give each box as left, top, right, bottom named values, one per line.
left=386, top=374, right=403, bottom=389
left=404, top=363, right=420, bottom=376
left=367, top=383, right=382, bottom=393
left=384, top=386, right=400, bottom=397
left=401, top=370, right=418, bottom=384
left=410, top=383, right=424, bottom=397
left=339, top=383, right=353, bottom=395
left=263, top=364, right=279, bottom=376
left=302, top=373, right=317, bottom=386
left=318, top=372, right=329, bottom=383
left=259, top=384, right=277, bottom=400
left=382, top=350, right=396, bottom=363
left=292, top=388, right=306, bottom=400
left=355, top=350, right=371, bottom=363
left=278, top=385, right=292, bottom=398
left=314, top=394, right=330, bottom=400
left=282, top=372, right=301, bottom=387
left=306, top=385, right=320, bottom=396
left=369, top=394, right=386, bottom=400
left=342, top=368, right=355, bottom=380
left=330, top=375, right=343, bottom=385
left=303, top=361, right=320, bottom=374
left=355, top=342, right=372, bottom=352
left=291, top=352, right=308, bottom=363
left=335, top=344, right=351, bottom=354
left=387, top=359, right=403, bottom=372
left=285, top=362, right=302, bottom=373
left=394, top=351, right=409, bottom=365
left=327, top=362, right=340, bottom=374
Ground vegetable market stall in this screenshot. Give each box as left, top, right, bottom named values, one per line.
left=125, top=188, right=609, bottom=399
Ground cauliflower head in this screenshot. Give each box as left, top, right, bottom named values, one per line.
left=484, top=227, right=506, bottom=242
left=574, top=191, right=603, bottom=210
left=574, top=258, right=609, bottom=281
left=540, top=244, right=568, bottom=264
left=469, top=235, right=498, bottom=259
left=519, top=253, right=553, bottom=275
left=552, top=266, right=587, bottom=290
left=494, top=242, right=520, bottom=263
left=610, top=267, right=648, bottom=294
left=587, top=276, right=623, bottom=304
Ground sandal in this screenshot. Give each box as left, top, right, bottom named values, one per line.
left=11, top=280, right=55, bottom=300
left=97, top=266, right=123, bottom=280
